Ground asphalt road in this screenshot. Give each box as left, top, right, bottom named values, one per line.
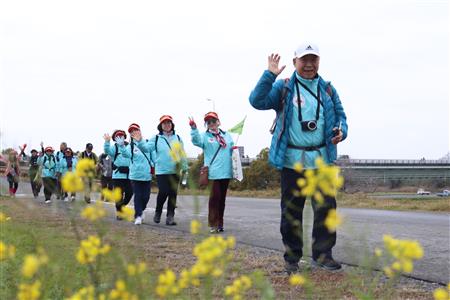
left=2, top=178, right=449, bottom=284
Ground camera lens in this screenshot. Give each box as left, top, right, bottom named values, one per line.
left=307, top=121, right=317, bottom=131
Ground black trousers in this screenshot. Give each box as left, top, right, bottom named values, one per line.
left=113, top=178, right=133, bottom=212
left=42, top=177, right=57, bottom=201
left=280, top=168, right=337, bottom=264
left=156, top=174, right=180, bottom=217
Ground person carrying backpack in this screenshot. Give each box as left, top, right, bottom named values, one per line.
left=131, top=115, right=188, bottom=226
left=103, top=130, right=133, bottom=219
left=80, top=143, right=98, bottom=203
left=55, top=142, right=67, bottom=199
left=97, top=152, right=113, bottom=201
left=189, top=112, right=235, bottom=234
left=4, top=150, right=20, bottom=197
left=37, top=143, right=58, bottom=204
left=28, top=149, right=42, bottom=198
left=249, top=43, right=348, bottom=273
left=117, top=123, right=153, bottom=225
left=58, top=147, right=78, bottom=201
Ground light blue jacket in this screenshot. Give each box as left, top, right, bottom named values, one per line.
left=249, top=70, right=348, bottom=169
left=191, top=129, right=234, bottom=180
left=58, top=156, right=78, bottom=175
left=137, top=133, right=188, bottom=175
left=37, top=154, right=57, bottom=178
left=104, top=142, right=131, bottom=180
left=119, top=141, right=152, bottom=181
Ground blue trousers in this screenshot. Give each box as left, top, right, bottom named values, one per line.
left=131, top=180, right=151, bottom=218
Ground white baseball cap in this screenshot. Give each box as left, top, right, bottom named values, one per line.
left=294, top=43, right=320, bottom=58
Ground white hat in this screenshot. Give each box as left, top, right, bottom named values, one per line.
left=294, top=43, right=320, bottom=58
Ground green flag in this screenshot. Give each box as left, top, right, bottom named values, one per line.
left=228, top=116, right=246, bottom=135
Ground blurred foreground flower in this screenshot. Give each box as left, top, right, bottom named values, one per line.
left=127, top=263, right=147, bottom=276
left=169, top=141, right=186, bottom=163
left=382, top=235, right=424, bottom=277
left=76, top=235, right=110, bottom=265
left=0, top=240, right=16, bottom=261
left=102, top=187, right=122, bottom=203
left=81, top=201, right=106, bottom=221
left=61, top=172, right=84, bottom=193
left=17, top=280, right=41, bottom=300
left=110, top=280, right=138, bottom=300
left=289, top=274, right=306, bottom=286
left=117, top=206, right=134, bottom=222
left=324, top=209, right=342, bottom=233
left=224, top=275, right=252, bottom=298
left=0, top=212, right=11, bottom=222
left=190, top=219, right=201, bottom=235
left=76, top=159, right=96, bottom=178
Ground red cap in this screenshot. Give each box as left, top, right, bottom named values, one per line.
left=204, top=112, right=219, bottom=122
left=112, top=129, right=127, bottom=140
left=159, top=115, right=173, bottom=124
left=128, top=123, right=141, bottom=133
left=44, top=146, right=54, bottom=152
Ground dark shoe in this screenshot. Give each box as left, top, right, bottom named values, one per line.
left=116, top=215, right=123, bottom=221
left=312, top=257, right=342, bottom=271
left=84, top=197, right=91, bottom=204
left=217, top=227, right=224, bottom=233
left=285, top=261, right=300, bottom=274
left=153, top=212, right=161, bottom=224
left=166, top=216, right=177, bottom=226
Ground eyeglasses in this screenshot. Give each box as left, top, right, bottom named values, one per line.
left=206, top=119, right=218, bottom=125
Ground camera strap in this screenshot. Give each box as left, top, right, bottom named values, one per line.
left=294, top=78, right=321, bottom=122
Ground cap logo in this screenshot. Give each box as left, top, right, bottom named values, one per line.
left=306, top=45, right=313, bottom=50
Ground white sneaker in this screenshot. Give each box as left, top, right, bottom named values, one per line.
left=70, top=196, right=76, bottom=201
left=64, top=197, right=69, bottom=202
left=45, top=200, right=51, bottom=204
left=134, top=216, right=142, bottom=225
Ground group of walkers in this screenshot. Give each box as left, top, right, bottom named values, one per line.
left=3, top=41, right=348, bottom=273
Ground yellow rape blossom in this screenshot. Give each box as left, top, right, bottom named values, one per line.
left=0, top=212, right=11, bottom=222
left=127, top=263, right=146, bottom=276
left=117, top=206, right=134, bottom=222
left=224, top=275, right=252, bottom=299
left=289, top=274, right=306, bottom=286
left=297, top=157, right=344, bottom=200
left=324, top=209, right=343, bottom=233
left=76, top=159, right=96, bottom=178
left=169, top=141, right=186, bottom=163
left=22, top=255, right=40, bottom=278
left=66, top=285, right=95, bottom=300
left=76, top=235, right=110, bottom=265
left=190, top=219, right=201, bottom=235
left=382, top=235, right=424, bottom=276
left=110, top=280, right=138, bottom=300
left=61, top=172, right=84, bottom=193
left=0, top=241, right=16, bottom=261
left=434, top=286, right=449, bottom=300
left=156, top=269, right=179, bottom=298
left=81, top=201, right=106, bottom=221
left=17, top=280, right=41, bottom=300
left=102, top=187, right=122, bottom=203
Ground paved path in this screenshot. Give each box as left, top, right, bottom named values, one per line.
left=2, top=179, right=449, bottom=284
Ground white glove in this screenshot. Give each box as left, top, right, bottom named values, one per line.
left=114, top=136, right=125, bottom=146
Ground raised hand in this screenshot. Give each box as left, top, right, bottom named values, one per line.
left=268, top=53, right=286, bottom=76
left=188, top=117, right=197, bottom=129
left=103, top=133, right=111, bottom=142
left=331, top=127, right=343, bottom=145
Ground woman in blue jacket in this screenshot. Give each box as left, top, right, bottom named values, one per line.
left=58, top=147, right=78, bottom=201
left=37, top=145, right=58, bottom=204
left=118, top=123, right=153, bottom=225
left=104, top=129, right=134, bottom=220
left=132, top=115, right=188, bottom=226
left=190, top=112, right=235, bottom=233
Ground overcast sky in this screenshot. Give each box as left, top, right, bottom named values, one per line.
left=0, top=0, right=448, bottom=160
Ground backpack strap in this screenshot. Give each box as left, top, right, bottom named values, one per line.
left=269, top=78, right=290, bottom=134
left=113, top=143, right=120, bottom=162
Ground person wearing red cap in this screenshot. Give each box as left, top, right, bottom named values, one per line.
left=189, top=112, right=235, bottom=233
left=249, top=45, right=348, bottom=273
left=103, top=129, right=133, bottom=219
left=131, top=115, right=188, bottom=226
left=38, top=142, right=58, bottom=203
left=4, top=150, right=20, bottom=197
left=117, top=123, right=154, bottom=225
left=58, top=148, right=78, bottom=201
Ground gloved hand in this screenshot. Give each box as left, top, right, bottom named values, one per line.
left=114, top=136, right=125, bottom=146
left=231, top=146, right=238, bottom=150
left=188, top=117, right=197, bottom=129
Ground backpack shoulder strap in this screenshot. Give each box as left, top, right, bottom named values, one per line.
left=269, top=78, right=290, bottom=134
left=177, top=134, right=181, bottom=142
left=113, top=143, right=119, bottom=162
left=155, top=135, right=159, bottom=153
left=325, top=81, right=333, bottom=98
